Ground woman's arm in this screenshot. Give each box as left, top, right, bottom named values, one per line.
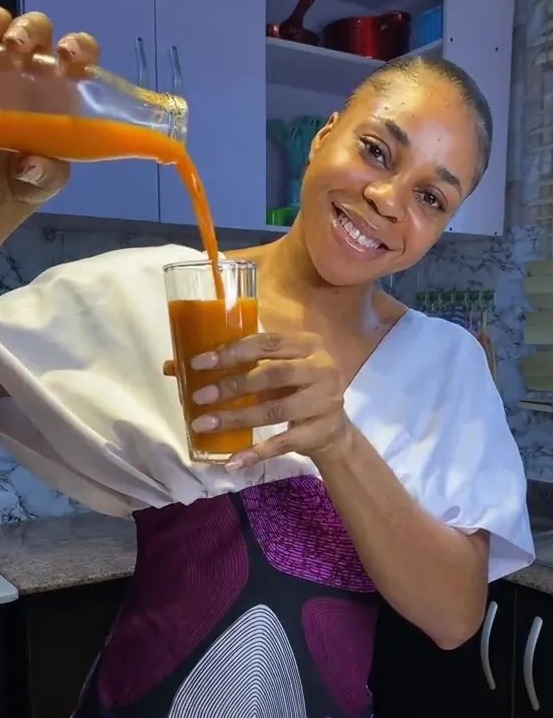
left=186, top=329, right=531, bottom=649
left=315, top=423, right=489, bottom=650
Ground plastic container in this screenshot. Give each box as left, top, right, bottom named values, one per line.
left=0, top=43, right=188, bottom=163
left=411, top=5, right=443, bottom=49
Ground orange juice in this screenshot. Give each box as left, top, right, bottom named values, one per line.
left=0, top=111, right=224, bottom=296
left=168, top=297, right=258, bottom=457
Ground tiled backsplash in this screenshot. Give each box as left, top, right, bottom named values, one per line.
left=394, top=227, right=553, bottom=483
left=0, top=0, right=552, bottom=522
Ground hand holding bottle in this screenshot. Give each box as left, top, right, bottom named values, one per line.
left=0, top=9, right=99, bottom=237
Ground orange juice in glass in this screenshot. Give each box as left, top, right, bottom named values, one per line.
left=163, top=259, right=258, bottom=463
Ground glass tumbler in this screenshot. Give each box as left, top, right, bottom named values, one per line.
left=164, top=259, right=259, bottom=463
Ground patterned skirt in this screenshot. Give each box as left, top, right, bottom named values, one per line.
left=74, top=475, right=379, bottom=718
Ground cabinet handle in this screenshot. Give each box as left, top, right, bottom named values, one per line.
left=480, top=600, right=498, bottom=690
left=523, top=616, right=543, bottom=711
left=135, top=37, right=149, bottom=88
left=170, top=46, right=183, bottom=94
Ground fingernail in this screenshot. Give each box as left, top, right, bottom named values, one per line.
left=16, top=163, right=42, bottom=185
left=225, top=451, right=257, bottom=473
left=192, top=385, right=219, bottom=405
left=224, top=458, right=244, bottom=473
left=191, top=352, right=218, bottom=370
left=58, top=38, right=80, bottom=58
left=191, top=415, right=219, bottom=432
left=4, top=26, right=30, bottom=47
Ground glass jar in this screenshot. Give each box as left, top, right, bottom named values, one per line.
left=0, top=43, right=188, bottom=164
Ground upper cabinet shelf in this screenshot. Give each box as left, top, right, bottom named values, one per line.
left=266, top=37, right=443, bottom=94
left=24, top=0, right=516, bottom=239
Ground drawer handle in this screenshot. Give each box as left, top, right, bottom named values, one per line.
left=523, top=616, right=543, bottom=711
left=480, top=600, right=498, bottom=690
left=170, top=45, right=183, bottom=94
left=135, top=36, right=149, bottom=88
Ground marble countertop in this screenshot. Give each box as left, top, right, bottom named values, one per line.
left=2, top=510, right=553, bottom=598
left=0, top=512, right=136, bottom=595
left=508, top=539, right=553, bottom=596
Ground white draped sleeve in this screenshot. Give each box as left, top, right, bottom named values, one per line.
left=346, top=311, right=534, bottom=581
left=0, top=244, right=312, bottom=516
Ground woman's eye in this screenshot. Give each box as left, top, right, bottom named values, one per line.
left=418, top=190, right=444, bottom=211
left=361, top=138, right=387, bottom=165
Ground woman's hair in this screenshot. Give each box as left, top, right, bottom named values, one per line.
left=348, top=56, right=493, bottom=190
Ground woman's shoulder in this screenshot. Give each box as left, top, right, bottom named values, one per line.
left=403, top=309, right=489, bottom=364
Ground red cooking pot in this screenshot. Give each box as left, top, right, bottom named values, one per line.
left=323, top=16, right=383, bottom=59
left=379, top=11, right=411, bottom=60
left=323, top=11, right=411, bottom=61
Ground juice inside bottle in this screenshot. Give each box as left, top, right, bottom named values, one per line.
left=0, top=110, right=225, bottom=296
left=168, top=297, right=258, bottom=456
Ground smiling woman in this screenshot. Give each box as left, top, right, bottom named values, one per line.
left=297, top=54, right=492, bottom=289
left=0, top=12, right=534, bottom=718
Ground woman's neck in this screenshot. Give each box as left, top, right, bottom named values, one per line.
left=260, top=222, right=373, bottom=321
left=230, top=220, right=405, bottom=334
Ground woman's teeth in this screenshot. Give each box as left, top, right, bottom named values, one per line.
left=336, top=209, right=383, bottom=250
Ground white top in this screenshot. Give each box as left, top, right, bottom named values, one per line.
left=0, top=244, right=534, bottom=581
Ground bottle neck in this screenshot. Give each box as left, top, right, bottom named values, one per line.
left=165, top=94, right=189, bottom=144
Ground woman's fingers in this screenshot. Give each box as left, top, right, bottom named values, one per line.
left=57, top=31, right=100, bottom=65
left=0, top=9, right=12, bottom=38
left=10, top=154, right=70, bottom=204
left=3, top=11, right=54, bottom=53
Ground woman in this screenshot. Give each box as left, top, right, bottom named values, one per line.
left=0, top=10, right=534, bottom=718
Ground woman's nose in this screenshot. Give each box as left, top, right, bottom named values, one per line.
left=363, top=179, right=406, bottom=224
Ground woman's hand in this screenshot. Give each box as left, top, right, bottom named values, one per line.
left=0, top=10, right=99, bottom=214
left=166, top=332, right=352, bottom=470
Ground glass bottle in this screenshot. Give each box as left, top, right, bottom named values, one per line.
left=0, top=43, right=188, bottom=164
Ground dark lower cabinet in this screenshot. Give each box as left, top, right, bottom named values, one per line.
left=372, top=579, right=515, bottom=718
left=3, top=578, right=127, bottom=718
left=3, top=574, right=553, bottom=718
left=515, top=584, right=553, bottom=716
left=373, top=578, right=553, bottom=718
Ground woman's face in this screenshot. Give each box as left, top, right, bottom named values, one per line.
left=300, top=71, right=482, bottom=287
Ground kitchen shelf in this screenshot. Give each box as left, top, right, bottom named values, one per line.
left=266, top=36, right=443, bottom=95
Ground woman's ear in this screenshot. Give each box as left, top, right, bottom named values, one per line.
left=308, top=111, right=340, bottom=163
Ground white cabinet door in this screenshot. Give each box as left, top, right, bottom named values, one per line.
left=155, top=0, right=266, bottom=230
left=444, top=0, right=515, bottom=237
left=23, top=0, right=159, bottom=221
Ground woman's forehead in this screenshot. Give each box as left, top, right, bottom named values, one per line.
left=344, top=80, right=480, bottom=194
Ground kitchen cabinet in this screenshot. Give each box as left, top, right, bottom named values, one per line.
left=155, top=0, right=266, bottom=230
left=0, top=604, right=16, bottom=718
left=373, top=579, right=553, bottom=718
left=371, top=579, right=515, bottom=718
left=4, top=573, right=553, bottom=717
left=4, top=578, right=128, bottom=718
left=266, top=0, right=514, bottom=237
left=19, top=0, right=159, bottom=222
left=442, top=0, right=514, bottom=237
left=9, top=0, right=515, bottom=235
left=514, top=584, right=553, bottom=716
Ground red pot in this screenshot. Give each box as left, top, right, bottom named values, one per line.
left=379, top=11, right=411, bottom=60
left=323, top=16, right=383, bottom=59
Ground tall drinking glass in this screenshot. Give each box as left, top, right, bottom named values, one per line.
left=163, top=259, right=258, bottom=463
